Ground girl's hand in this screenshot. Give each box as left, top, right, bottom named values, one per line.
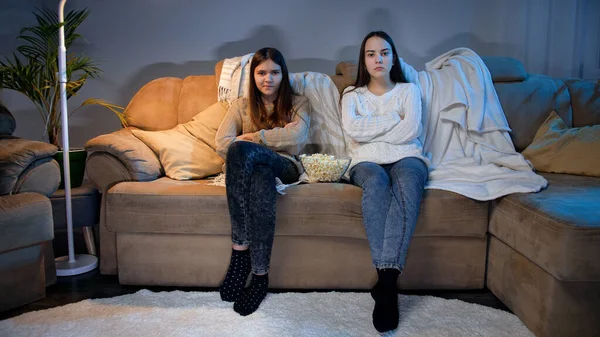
left=236, top=133, right=255, bottom=142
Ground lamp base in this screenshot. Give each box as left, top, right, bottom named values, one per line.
left=55, top=254, right=98, bottom=276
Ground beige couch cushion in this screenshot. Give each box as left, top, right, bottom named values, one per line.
left=177, top=76, right=219, bottom=124
left=489, top=173, right=600, bottom=282
left=522, top=111, right=600, bottom=177
left=125, top=77, right=183, bottom=131
left=106, top=178, right=488, bottom=239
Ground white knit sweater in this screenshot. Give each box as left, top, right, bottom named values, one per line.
left=341, top=82, right=428, bottom=171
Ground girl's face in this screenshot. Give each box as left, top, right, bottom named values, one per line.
left=364, top=36, right=394, bottom=80
left=254, top=58, right=282, bottom=102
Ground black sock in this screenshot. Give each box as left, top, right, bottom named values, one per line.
left=233, top=273, right=269, bottom=316
left=219, top=249, right=251, bottom=302
left=371, top=268, right=400, bottom=333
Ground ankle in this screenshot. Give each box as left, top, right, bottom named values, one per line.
left=377, top=268, right=400, bottom=286
left=232, top=244, right=248, bottom=251
left=251, top=272, right=269, bottom=284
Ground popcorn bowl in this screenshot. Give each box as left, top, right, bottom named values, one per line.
left=299, top=154, right=352, bottom=183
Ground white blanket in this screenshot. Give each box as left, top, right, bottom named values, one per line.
left=218, top=53, right=254, bottom=104
left=401, top=48, right=547, bottom=200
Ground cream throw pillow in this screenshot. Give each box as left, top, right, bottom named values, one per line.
left=131, top=102, right=228, bottom=180
left=522, top=110, right=600, bottom=177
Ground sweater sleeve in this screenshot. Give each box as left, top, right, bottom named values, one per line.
left=341, top=89, right=401, bottom=142
left=215, top=99, right=244, bottom=159
left=369, top=83, right=423, bottom=144
left=252, top=96, right=311, bottom=155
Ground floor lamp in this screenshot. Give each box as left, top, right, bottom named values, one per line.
left=55, top=0, right=98, bottom=276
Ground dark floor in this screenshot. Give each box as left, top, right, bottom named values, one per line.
left=0, top=231, right=510, bottom=321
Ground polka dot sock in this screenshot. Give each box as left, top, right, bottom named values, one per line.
left=219, top=249, right=251, bottom=302
left=233, top=273, right=269, bottom=316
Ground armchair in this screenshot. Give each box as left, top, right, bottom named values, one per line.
left=0, top=103, right=61, bottom=311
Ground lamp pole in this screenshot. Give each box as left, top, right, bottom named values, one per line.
left=58, top=0, right=74, bottom=264
left=55, top=0, right=98, bottom=276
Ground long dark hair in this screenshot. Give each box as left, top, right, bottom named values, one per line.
left=344, top=31, right=408, bottom=96
left=248, top=47, right=295, bottom=130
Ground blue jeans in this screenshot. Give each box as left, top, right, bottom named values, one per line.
left=349, top=157, right=428, bottom=271
left=225, top=141, right=299, bottom=274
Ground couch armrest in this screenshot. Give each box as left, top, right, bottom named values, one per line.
left=13, top=158, right=61, bottom=197
left=85, top=128, right=163, bottom=191
left=0, top=136, right=58, bottom=195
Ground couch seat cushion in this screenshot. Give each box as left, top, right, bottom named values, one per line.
left=0, top=193, right=54, bottom=253
left=106, top=178, right=488, bottom=240
left=489, top=173, right=600, bottom=282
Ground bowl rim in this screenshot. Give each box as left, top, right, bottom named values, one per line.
left=299, top=154, right=352, bottom=182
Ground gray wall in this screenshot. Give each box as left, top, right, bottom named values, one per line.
left=1, top=0, right=598, bottom=147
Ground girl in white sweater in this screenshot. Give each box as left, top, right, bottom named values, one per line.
left=341, top=31, right=429, bottom=333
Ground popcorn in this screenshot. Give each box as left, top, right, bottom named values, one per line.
left=300, top=153, right=351, bottom=183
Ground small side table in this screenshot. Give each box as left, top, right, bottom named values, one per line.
left=50, top=181, right=100, bottom=256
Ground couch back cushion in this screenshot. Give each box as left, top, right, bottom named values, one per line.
left=125, top=74, right=219, bottom=130
left=565, top=79, right=600, bottom=127
left=481, top=56, right=527, bottom=82
left=125, top=77, right=183, bottom=131
left=493, top=75, right=572, bottom=152
left=177, top=75, right=218, bottom=124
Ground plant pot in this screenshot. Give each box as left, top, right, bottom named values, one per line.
left=54, top=148, right=87, bottom=189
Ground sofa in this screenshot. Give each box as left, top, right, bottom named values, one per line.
left=85, top=57, right=599, bottom=337
left=0, top=104, right=60, bottom=311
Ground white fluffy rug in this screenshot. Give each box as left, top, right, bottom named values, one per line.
left=0, top=290, right=533, bottom=337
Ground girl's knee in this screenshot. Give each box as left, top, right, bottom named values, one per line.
left=352, top=163, right=389, bottom=188
left=227, top=141, right=259, bottom=164
left=394, top=158, right=428, bottom=179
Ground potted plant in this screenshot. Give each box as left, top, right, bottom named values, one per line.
left=0, top=7, right=127, bottom=188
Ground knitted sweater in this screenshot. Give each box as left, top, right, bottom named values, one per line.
left=341, top=82, right=428, bottom=171
left=215, top=95, right=310, bottom=172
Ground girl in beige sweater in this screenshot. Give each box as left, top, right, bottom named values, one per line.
left=215, top=47, right=310, bottom=316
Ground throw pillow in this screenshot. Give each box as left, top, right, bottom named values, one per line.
left=522, top=110, right=600, bottom=177
left=181, top=102, right=228, bottom=149
left=131, top=102, right=228, bottom=180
